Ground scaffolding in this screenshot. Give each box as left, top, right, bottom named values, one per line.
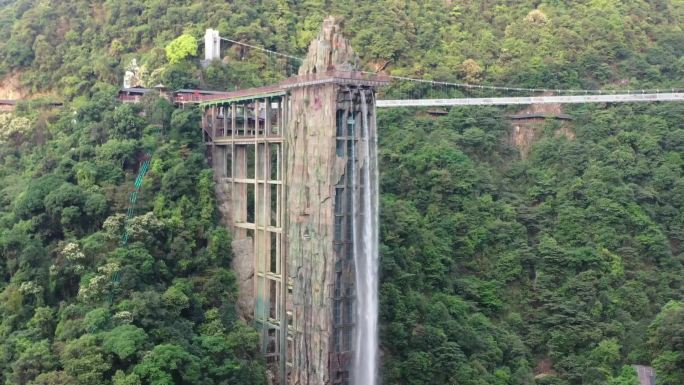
left=200, top=71, right=386, bottom=385
left=202, top=91, right=291, bottom=382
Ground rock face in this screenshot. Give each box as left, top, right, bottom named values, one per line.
left=206, top=16, right=382, bottom=385
left=298, top=16, right=359, bottom=75
left=211, top=152, right=256, bottom=319
left=285, top=82, right=342, bottom=385
left=0, top=72, right=29, bottom=100
left=231, top=237, right=255, bottom=321
left=286, top=16, right=367, bottom=385
left=288, top=19, right=341, bottom=384
left=509, top=100, right=574, bottom=159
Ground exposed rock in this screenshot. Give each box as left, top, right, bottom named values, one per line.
left=368, top=59, right=390, bottom=72
left=508, top=99, right=574, bottom=159
left=284, top=16, right=373, bottom=385
left=213, top=181, right=233, bottom=227
left=285, top=82, right=340, bottom=385
left=231, top=237, right=255, bottom=321
left=555, top=125, right=575, bottom=140
left=206, top=16, right=377, bottom=384
left=534, top=357, right=557, bottom=377
left=510, top=124, right=540, bottom=159
left=298, top=16, right=359, bottom=75
left=0, top=72, right=29, bottom=100
left=213, top=176, right=254, bottom=319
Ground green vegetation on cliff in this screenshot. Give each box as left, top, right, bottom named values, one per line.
left=378, top=101, right=684, bottom=385
left=0, top=90, right=266, bottom=384
left=1, top=1, right=683, bottom=385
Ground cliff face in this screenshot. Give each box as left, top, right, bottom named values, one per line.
left=508, top=101, right=575, bottom=159
left=298, top=16, right=359, bottom=75
left=0, top=73, right=28, bottom=100
left=209, top=16, right=371, bottom=384
left=285, top=16, right=366, bottom=384
left=285, top=82, right=344, bottom=384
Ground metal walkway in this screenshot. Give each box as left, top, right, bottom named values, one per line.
left=376, top=92, right=684, bottom=107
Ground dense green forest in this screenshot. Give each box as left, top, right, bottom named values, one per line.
left=1, top=1, right=683, bottom=385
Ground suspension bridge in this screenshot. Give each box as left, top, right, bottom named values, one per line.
left=376, top=92, right=684, bottom=107
left=204, top=28, right=684, bottom=108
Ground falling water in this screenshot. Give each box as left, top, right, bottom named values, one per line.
left=353, top=90, right=379, bottom=385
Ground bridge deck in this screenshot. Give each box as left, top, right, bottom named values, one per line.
left=376, top=92, right=684, bottom=107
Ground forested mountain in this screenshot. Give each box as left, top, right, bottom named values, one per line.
left=1, top=1, right=683, bottom=385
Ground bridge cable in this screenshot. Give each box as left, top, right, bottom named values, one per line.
left=217, top=34, right=680, bottom=96
left=218, top=36, right=303, bottom=62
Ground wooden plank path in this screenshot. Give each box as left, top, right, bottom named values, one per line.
left=376, top=92, right=684, bottom=107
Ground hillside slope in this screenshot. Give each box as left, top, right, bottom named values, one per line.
left=0, top=1, right=683, bottom=385
left=1, top=1, right=683, bottom=95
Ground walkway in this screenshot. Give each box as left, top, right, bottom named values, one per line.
left=377, top=92, right=684, bottom=107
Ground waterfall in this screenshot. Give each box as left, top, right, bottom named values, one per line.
left=353, top=90, right=379, bottom=385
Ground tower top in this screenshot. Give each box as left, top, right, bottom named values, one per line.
left=298, top=16, right=359, bottom=75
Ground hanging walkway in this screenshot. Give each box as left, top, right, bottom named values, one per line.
left=376, top=92, right=684, bottom=107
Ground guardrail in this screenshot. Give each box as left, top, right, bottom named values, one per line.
left=376, top=93, right=684, bottom=107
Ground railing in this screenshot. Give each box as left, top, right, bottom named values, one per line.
left=174, top=94, right=203, bottom=103
left=376, top=92, right=684, bottom=107
left=118, top=95, right=143, bottom=103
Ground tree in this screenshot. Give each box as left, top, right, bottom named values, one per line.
left=141, top=95, right=174, bottom=132
left=0, top=113, right=32, bottom=145
left=608, top=366, right=639, bottom=385
left=7, top=340, right=58, bottom=385
left=160, top=62, right=199, bottom=92
left=134, top=344, right=201, bottom=385
left=113, top=370, right=142, bottom=385
left=460, top=59, right=483, bottom=84
left=2, top=3, right=684, bottom=385
left=165, top=34, right=198, bottom=64
left=168, top=108, right=201, bottom=142
left=107, top=104, right=146, bottom=140
left=27, top=371, right=77, bottom=385
left=648, top=301, right=684, bottom=384
left=589, top=339, right=621, bottom=370
left=60, top=334, right=111, bottom=385
left=207, top=228, right=232, bottom=265
left=14, top=175, right=64, bottom=220
left=0, top=37, right=265, bottom=384
left=102, top=325, right=148, bottom=361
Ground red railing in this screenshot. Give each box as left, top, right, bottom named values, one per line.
left=118, top=95, right=142, bottom=103
left=174, top=94, right=203, bottom=103
left=200, top=71, right=390, bottom=105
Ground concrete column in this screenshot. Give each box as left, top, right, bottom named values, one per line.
left=204, top=29, right=221, bottom=61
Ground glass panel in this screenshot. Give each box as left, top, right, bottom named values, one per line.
left=347, top=115, right=355, bottom=136
left=247, top=184, right=255, bottom=224
left=336, top=139, right=345, bottom=157
left=334, top=216, right=343, bottom=240
left=270, top=232, right=278, bottom=274
left=334, top=188, right=344, bottom=215
left=270, top=144, right=280, bottom=180
left=336, top=110, right=345, bottom=137
left=270, top=184, right=279, bottom=227
left=257, top=143, right=266, bottom=180
left=225, top=147, right=232, bottom=178
left=246, top=145, right=256, bottom=179
left=269, top=280, right=278, bottom=320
